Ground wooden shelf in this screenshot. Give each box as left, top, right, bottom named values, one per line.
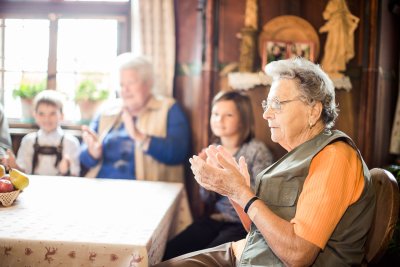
left=227, top=72, right=353, bottom=91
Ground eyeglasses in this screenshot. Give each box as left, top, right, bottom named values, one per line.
left=261, top=97, right=301, bottom=112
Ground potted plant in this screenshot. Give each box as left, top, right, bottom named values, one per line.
left=75, top=80, right=109, bottom=124
left=12, top=81, right=46, bottom=122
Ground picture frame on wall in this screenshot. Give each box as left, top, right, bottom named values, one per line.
left=261, top=40, right=315, bottom=68
left=262, top=40, right=288, bottom=68
left=288, top=41, right=315, bottom=61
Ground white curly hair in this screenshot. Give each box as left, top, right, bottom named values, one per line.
left=265, top=57, right=338, bottom=129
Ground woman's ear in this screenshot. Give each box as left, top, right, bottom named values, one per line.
left=309, top=101, right=323, bottom=125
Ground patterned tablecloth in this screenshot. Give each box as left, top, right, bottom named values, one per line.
left=0, top=175, right=192, bottom=267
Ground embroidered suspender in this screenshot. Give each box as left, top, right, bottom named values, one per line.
left=32, top=133, right=64, bottom=174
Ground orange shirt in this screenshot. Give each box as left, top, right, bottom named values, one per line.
left=290, top=141, right=365, bottom=249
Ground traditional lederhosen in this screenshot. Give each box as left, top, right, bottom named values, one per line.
left=32, top=133, right=64, bottom=174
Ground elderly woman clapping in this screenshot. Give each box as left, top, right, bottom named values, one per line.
left=155, top=58, right=375, bottom=267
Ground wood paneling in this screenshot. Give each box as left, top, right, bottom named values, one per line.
left=357, top=0, right=399, bottom=167
left=174, top=0, right=218, bottom=218
left=218, top=0, right=245, bottom=63
left=373, top=0, right=399, bottom=167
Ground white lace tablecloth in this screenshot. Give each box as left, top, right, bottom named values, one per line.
left=0, top=175, right=192, bottom=267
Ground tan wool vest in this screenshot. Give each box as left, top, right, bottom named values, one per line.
left=85, top=96, right=184, bottom=183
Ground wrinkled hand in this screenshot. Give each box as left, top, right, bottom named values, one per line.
left=189, top=145, right=250, bottom=202
left=81, top=125, right=102, bottom=160
left=198, top=148, right=207, bottom=160
left=58, top=155, right=70, bottom=175
left=121, top=108, right=146, bottom=142
left=205, top=145, right=250, bottom=186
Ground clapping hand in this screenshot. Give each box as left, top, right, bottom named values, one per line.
left=1, top=149, right=26, bottom=173
left=58, top=155, right=70, bottom=176
left=198, top=148, right=207, bottom=160
left=1, top=149, right=17, bottom=171
left=205, top=145, right=251, bottom=186
left=121, top=108, right=147, bottom=142
left=190, top=145, right=250, bottom=202
left=81, top=125, right=102, bottom=160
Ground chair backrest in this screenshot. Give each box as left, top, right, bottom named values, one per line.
left=364, top=168, right=400, bottom=264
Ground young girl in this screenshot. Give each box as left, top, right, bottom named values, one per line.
left=163, top=90, right=273, bottom=260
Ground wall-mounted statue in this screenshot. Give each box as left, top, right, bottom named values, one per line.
left=319, top=0, right=359, bottom=78
left=238, top=0, right=258, bottom=72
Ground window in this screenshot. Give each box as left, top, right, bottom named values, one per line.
left=0, top=0, right=130, bottom=122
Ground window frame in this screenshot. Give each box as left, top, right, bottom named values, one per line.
left=0, top=0, right=131, bottom=112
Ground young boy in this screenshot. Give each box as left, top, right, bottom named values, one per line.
left=5, top=90, right=80, bottom=176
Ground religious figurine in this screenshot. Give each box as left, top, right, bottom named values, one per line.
left=319, top=0, right=359, bottom=78
left=239, top=28, right=257, bottom=72
left=238, top=0, right=258, bottom=72
left=390, top=91, right=400, bottom=155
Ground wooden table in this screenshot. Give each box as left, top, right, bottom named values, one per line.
left=0, top=175, right=192, bottom=267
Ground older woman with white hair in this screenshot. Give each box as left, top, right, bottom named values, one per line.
left=80, top=53, right=190, bottom=182
left=155, top=57, right=375, bottom=266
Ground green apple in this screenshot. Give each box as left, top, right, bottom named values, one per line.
left=9, top=168, right=29, bottom=190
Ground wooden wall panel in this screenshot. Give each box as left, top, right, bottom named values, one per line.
left=174, top=0, right=207, bottom=218
left=218, top=0, right=244, bottom=64
left=175, top=0, right=201, bottom=62
left=174, top=0, right=223, bottom=218
left=371, top=0, right=399, bottom=167
left=356, top=0, right=399, bottom=167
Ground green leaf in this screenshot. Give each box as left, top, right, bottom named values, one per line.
left=75, top=80, right=109, bottom=101
left=12, top=81, right=46, bottom=99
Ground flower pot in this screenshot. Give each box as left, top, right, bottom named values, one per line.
left=20, top=98, right=34, bottom=123
left=77, top=100, right=103, bottom=125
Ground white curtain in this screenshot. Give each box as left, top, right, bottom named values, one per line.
left=131, top=0, right=176, bottom=97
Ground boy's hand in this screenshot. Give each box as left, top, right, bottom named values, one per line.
left=58, top=155, right=70, bottom=176
left=81, top=125, right=102, bottom=160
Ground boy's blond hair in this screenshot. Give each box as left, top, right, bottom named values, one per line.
left=33, top=90, right=64, bottom=113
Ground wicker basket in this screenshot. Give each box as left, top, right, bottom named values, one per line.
left=0, top=190, right=21, bottom=207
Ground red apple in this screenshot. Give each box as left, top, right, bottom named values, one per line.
left=0, top=179, right=14, bottom=193
left=0, top=175, right=11, bottom=182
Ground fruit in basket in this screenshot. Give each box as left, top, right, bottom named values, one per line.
left=0, top=165, right=5, bottom=177
left=0, top=179, right=14, bottom=193
left=9, top=169, right=29, bottom=190
left=0, top=175, right=11, bottom=181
